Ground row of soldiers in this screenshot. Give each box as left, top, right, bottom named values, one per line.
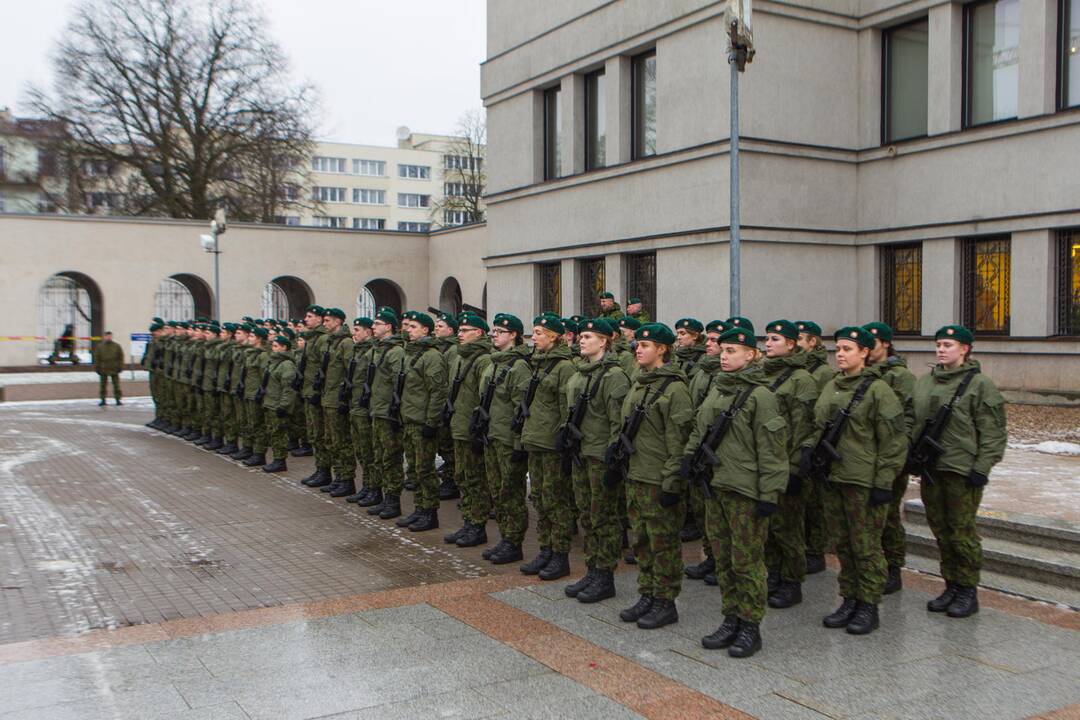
left=142, top=296, right=1007, bottom=660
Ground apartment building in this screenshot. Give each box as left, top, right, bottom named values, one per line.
left=0, top=109, right=66, bottom=214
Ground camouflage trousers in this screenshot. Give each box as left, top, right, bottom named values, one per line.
left=290, top=404, right=305, bottom=444
left=372, top=418, right=404, bottom=496
left=528, top=450, right=574, bottom=553
left=349, top=412, right=375, bottom=486
left=707, top=490, right=769, bottom=624
left=484, top=441, right=528, bottom=545
left=402, top=423, right=439, bottom=510
left=687, top=481, right=712, bottom=557
left=456, top=439, right=490, bottom=524
left=438, top=425, right=455, bottom=484
left=920, top=471, right=983, bottom=587
left=324, top=408, right=355, bottom=480
left=626, top=480, right=685, bottom=601
left=823, top=481, right=888, bottom=604
left=268, top=411, right=290, bottom=459
left=882, top=472, right=911, bottom=568
left=233, top=395, right=247, bottom=445
left=804, top=476, right=827, bottom=556
left=571, top=457, right=621, bottom=571
left=304, top=401, right=328, bottom=469
left=201, top=391, right=220, bottom=437
left=98, top=373, right=121, bottom=401
left=221, top=394, right=238, bottom=443
left=765, top=477, right=808, bottom=583
left=245, top=400, right=267, bottom=454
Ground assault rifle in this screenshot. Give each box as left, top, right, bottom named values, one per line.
left=683, top=386, right=754, bottom=499
left=442, top=355, right=480, bottom=426
left=358, top=359, right=376, bottom=409
left=560, top=371, right=604, bottom=470
left=310, top=347, right=331, bottom=405
left=809, top=375, right=876, bottom=482
left=254, top=367, right=271, bottom=403
left=388, top=358, right=407, bottom=433
left=511, top=355, right=553, bottom=434
left=608, top=378, right=677, bottom=483
left=339, top=355, right=358, bottom=415
left=234, top=365, right=247, bottom=399
left=469, top=364, right=511, bottom=451
left=905, top=369, right=978, bottom=484
left=290, top=347, right=306, bottom=391
left=222, top=357, right=234, bottom=394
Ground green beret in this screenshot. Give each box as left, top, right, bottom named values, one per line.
left=493, top=313, right=523, bottom=335
left=252, top=327, right=269, bottom=339
left=375, top=310, right=398, bottom=328
left=281, top=328, right=295, bottom=339
left=935, top=325, right=974, bottom=344
left=195, top=316, right=208, bottom=323
left=240, top=323, right=254, bottom=333
left=459, top=313, right=489, bottom=332
left=863, top=322, right=893, bottom=343
left=252, top=318, right=263, bottom=325
left=272, top=335, right=292, bottom=348
left=325, top=307, right=346, bottom=321
left=580, top=318, right=615, bottom=337
left=178, top=321, right=190, bottom=329
left=534, top=315, right=566, bottom=335
left=305, top=305, right=326, bottom=317
left=719, top=327, right=757, bottom=348
left=675, top=317, right=704, bottom=334
left=627, top=297, right=642, bottom=305
left=166, top=321, right=177, bottom=327
left=242, top=316, right=253, bottom=323
left=353, top=317, right=374, bottom=328
left=412, top=312, right=435, bottom=332
left=765, top=319, right=799, bottom=341
left=726, top=317, right=755, bottom=335
left=705, top=319, right=729, bottom=334
left=149, top=323, right=163, bottom=332
left=796, top=320, right=822, bottom=337
left=635, top=322, right=676, bottom=345
left=563, top=318, right=580, bottom=334
left=618, top=316, right=641, bottom=331
left=834, top=325, right=875, bottom=349
left=152, top=316, right=163, bottom=324
left=599, top=291, right=615, bottom=300
left=569, top=315, right=586, bottom=324
left=438, top=313, right=460, bottom=330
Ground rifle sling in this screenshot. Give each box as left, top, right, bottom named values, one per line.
left=767, top=367, right=797, bottom=393
left=623, top=376, right=678, bottom=445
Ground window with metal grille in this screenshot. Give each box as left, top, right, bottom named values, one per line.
left=961, top=236, right=1011, bottom=335
left=625, top=252, right=657, bottom=321
left=1057, top=228, right=1080, bottom=335
left=537, top=262, right=561, bottom=316
left=579, top=258, right=606, bottom=318
left=880, top=243, right=922, bottom=335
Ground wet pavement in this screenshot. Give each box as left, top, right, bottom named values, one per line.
left=0, top=397, right=1078, bottom=719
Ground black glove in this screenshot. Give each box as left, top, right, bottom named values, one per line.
left=275, top=407, right=287, bottom=418
left=603, top=467, right=623, bottom=487
left=511, top=449, right=528, bottom=463
left=308, top=394, right=321, bottom=406
left=755, top=500, right=778, bottom=518
left=659, top=490, right=680, bottom=508
left=678, top=455, right=694, bottom=480
left=869, top=487, right=892, bottom=506
left=603, top=442, right=618, bottom=466
left=337, top=405, right=349, bottom=416
left=785, top=473, right=802, bottom=496
left=421, top=424, right=437, bottom=439
left=799, top=446, right=814, bottom=478
left=553, top=428, right=568, bottom=453
left=967, top=471, right=989, bottom=488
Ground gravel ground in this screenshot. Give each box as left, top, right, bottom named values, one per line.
left=1006, top=404, right=1080, bottom=444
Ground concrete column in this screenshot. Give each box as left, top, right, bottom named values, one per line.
left=922, top=237, right=960, bottom=331
left=1010, top=229, right=1055, bottom=336
left=855, top=245, right=880, bottom=325
left=604, top=56, right=632, bottom=165
left=928, top=2, right=963, bottom=135
left=604, top=253, right=624, bottom=307
left=560, top=258, right=578, bottom=317
left=561, top=73, right=585, bottom=177
left=1019, top=0, right=1058, bottom=118
left=858, top=28, right=883, bottom=148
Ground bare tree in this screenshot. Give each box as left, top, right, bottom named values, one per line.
left=432, top=110, right=486, bottom=229
left=29, top=0, right=317, bottom=222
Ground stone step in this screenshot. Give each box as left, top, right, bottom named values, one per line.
left=904, top=499, right=1080, bottom=555
left=903, top=554, right=1080, bottom=610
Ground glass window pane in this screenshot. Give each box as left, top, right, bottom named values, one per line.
left=586, top=70, right=606, bottom=170
left=963, top=236, right=1011, bottom=334
left=885, top=20, right=929, bottom=142
left=544, top=87, right=561, bottom=180
left=633, top=52, right=657, bottom=158
left=1064, top=0, right=1080, bottom=108
left=881, top=243, right=922, bottom=334
left=967, top=0, right=1020, bottom=126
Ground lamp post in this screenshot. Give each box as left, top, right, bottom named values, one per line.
left=200, top=209, right=227, bottom=321
left=726, top=1, right=754, bottom=317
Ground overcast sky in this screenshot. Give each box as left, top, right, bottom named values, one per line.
left=0, top=0, right=487, bottom=146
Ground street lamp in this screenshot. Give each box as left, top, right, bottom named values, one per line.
left=726, top=0, right=754, bottom=317
left=199, top=208, right=227, bottom=321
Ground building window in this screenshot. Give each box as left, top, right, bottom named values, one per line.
left=1061, top=0, right=1080, bottom=108
left=882, top=19, right=929, bottom=143
left=353, top=188, right=385, bottom=204
left=353, top=217, right=385, bottom=230
left=1056, top=228, right=1080, bottom=334
left=543, top=86, right=561, bottom=180
left=443, top=210, right=479, bottom=225
left=0, top=190, right=6, bottom=213
left=312, top=156, right=347, bottom=173
left=625, top=252, right=656, bottom=319
left=273, top=215, right=300, bottom=226
left=880, top=243, right=923, bottom=335
left=353, top=159, right=385, bottom=176
left=585, top=69, right=606, bottom=170
left=964, top=0, right=1020, bottom=127
left=314, top=216, right=346, bottom=228
left=537, top=262, right=561, bottom=315
left=397, top=221, right=430, bottom=232
left=313, top=186, right=346, bottom=203
left=632, top=50, right=657, bottom=159
left=579, top=257, right=606, bottom=318
left=962, top=236, right=1011, bottom=334
left=445, top=155, right=482, bottom=171
left=397, top=193, right=430, bottom=208
left=398, top=164, right=430, bottom=180
left=444, top=182, right=479, bottom=197
left=281, top=185, right=300, bottom=201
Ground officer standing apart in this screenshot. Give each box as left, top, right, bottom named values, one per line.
left=94, top=331, right=125, bottom=406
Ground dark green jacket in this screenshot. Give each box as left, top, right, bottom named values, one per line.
left=875, top=354, right=916, bottom=436
left=436, top=334, right=459, bottom=366
left=319, top=326, right=352, bottom=409
left=808, top=365, right=908, bottom=490
left=177, top=338, right=197, bottom=385
left=520, top=342, right=576, bottom=451
left=300, top=325, right=329, bottom=399
left=479, top=343, right=532, bottom=447
left=563, top=352, right=631, bottom=460
left=448, top=336, right=494, bottom=441
left=200, top=340, right=222, bottom=392
left=806, top=346, right=833, bottom=391
left=675, top=342, right=707, bottom=382
left=241, top=345, right=270, bottom=401
left=911, top=360, right=1007, bottom=478
left=761, top=352, right=820, bottom=476
left=599, top=303, right=624, bottom=320
left=263, top=352, right=297, bottom=412
left=369, top=334, right=406, bottom=421
left=348, top=338, right=376, bottom=416
left=685, top=366, right=789, bottom=503
left=400, top=335, right=448, bottom=427
left=688, top=354, right=722, bottom=407
left=620, top=363, right=694, bottom=492
left=612, top=337, right=638, bottom=381
left=93, top=339, right=124, bottom=375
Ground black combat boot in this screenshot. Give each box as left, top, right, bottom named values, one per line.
left=728, top=622, right=762, bottom=658
left=767, top=570, right=780, bottom=595
left=396, top=508, right=424, bottom=528
left=285, top=439, right=298, bottom=451
left=309, top=468, right=333, bottom=489
left=637, top=598, right=678, bottom=630
left=217, top=441, right=238, bottom=455
left=823, top=597, right=858, bottom=628
left=624, top=552, right=637, bottom=565
left=520, top=547, right=553, bottom=575
left=565, top=565, right=597, bottom=598
left=805, top=554, right=826, bottom=574
left=679, top=523, right=702, bottom=543
left=194, top=433, right=212, bottom=446
left=359, top=488, right=384, bottom=508
left=345, top=486, right=370, bottom=503
left=577, top=568, right=616, bottom=604
left=927, top=581, right=957, bottom=612
left=457, top=523, right=488, bottom=548
left=320, top=477, right=340, bottom=493
left=619, top=595, right=654, bottom=623
left=408, top=508, right=439, bottom=532
left=290, top=444, right=313, bottom=457
left=300, top=468, right=322, bottom=486
left=883, top=565, right=903, bottom=595
left=183, top=428, right=200, bottom=440
left=204, top=438, right=223, bottom=451
left=846, top=601, right=880, bottom=635
left=230, top=447, right=252, bottom=461
left=438, top=477, right=460, bottom=500
left=99, top=399, right=107, bottom=407
left=378, top=494, right=402, bottom=519
left=490, top=542, right=523, bottom=565
left=768, top=581, right=803, bottom=609
left=403, top=480, right=416, bottom=492
left=365, top=492, right=388, bottom=514
left=329, top=478, right=356, bottom=498
left=704, top=573, right=717, bottom=586
left=946, top=586, right=979, bottom=618
left=483, top=539, right=510, bottom=560
left=242, top=453, right=266, bottom=467
left=262, top=458, right=287, bottom=473
left=538, top=552, right=570, bottom=581
left=444, top=526, right=467, bottom=544
left=702, top=615, right=740, bottom=650
left=684, top=555, right=715, bottom=580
